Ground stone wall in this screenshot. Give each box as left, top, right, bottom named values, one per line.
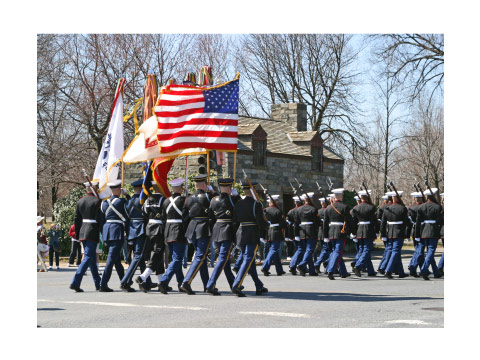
left=271, top=103, right=308, bottom=131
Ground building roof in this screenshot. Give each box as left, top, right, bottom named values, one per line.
left=237, top=116, right=344, bottom=161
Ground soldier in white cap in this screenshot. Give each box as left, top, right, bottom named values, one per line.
left=406, top=191, right=425, bottom=277
left=296, top=192, right=320, bottom=276
left=415, top=188, right=444, bottom=280
left=380, top=191, right=409, bottom=279
left=377, top=194, right=393, bottom=274
left=157, top=178, right=188, bottom=294
left=438, top=193, right=444, bottom=276
left=314, top=197, right=330, bottom=274
left=261, top=194, right=286, bottom=276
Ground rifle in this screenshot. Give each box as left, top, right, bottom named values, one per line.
left=414, top=183, right=426, bottom=202
left=388, top=181, right=405, bottom=206
left=352, top=188, right=361, bottom=202
left=259, top=183, right=280, bottom=211
left=424, top=179, right=440, bottom=204
left=289, top=181, right=305, bottom=205
left=327, top=177, right=334, bottom=192
left=82, top=169, right=98, bottom=198
left=361, top=181, right=374, bottom=205
left=316, top=181, right=330, bottom=205
left=242, top=170, right=267, bottom=221
left=295, top=177, right=316, bottom=209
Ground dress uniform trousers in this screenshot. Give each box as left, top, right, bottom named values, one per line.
left=233, top=249, right=244, bottom=271
left=438, top=252, right=444, bottom=270
left=101, top=240, right=125, bottom=288
left=314, top=240, right=331, bottom=268
left=121, top=234, right=151, bottom=287
left=354, top=238, right=376, bottom=275
left=146, top=234, right=166, bottom=275
left=326, top=239, right=348, bottom=276
left=378, top=240, right=393, bottom=271
left=232, top=244, right=264, bottom=291
left=206, top=240, right=236, bottom=290
left=182, top=234, right=210, bottom=288
left=159, top=242, right=185, bottom=287
left=297, top=238, right=317, bottom=275
left=420, top=238, right=440, bottom=277
left=409, top=239, right=426, bottom=271
left=70, top=240, right=101, bottom=289
left=262, top=240, right=284, bottom=275
left=289, top=239, right=306, bottom=269
left=385, top=238, right=406, bottom=275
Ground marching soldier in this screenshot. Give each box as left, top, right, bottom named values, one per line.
left=377, top=194, right=393, bottom=274
left=136, top=181, right=168, bottom=292
left=296, top=193, right=320, bottom=277
left=261, top=195, right=286, bottom=276
left=119, top=179, right=150, bottom=292
left=438, top=193, right=444, bottom=276
left=351, top=190, right=378, bottom=277
left=415, top=188, right=444, bottom=280
left=288, top=196, right=304, bottom=275
left=69, top=181, right=102, bottom=292
left=179, top=174, right=213, bottom=295
left=314, top=198, right=330, bottom=274
left=285, top=196, right=301, bottom=264
left=380, top=191, right=409, bottom=279
left=406, top=192, right=424, bottom=277
left=99, top=180, right=127, bottom=291
left=231, top=181, right=269, bottom=297
left=323, top=188, right=354, bottom=280
left=204, top=178, right=239, bottom=295
left=157, top=178, right=188, bottom=294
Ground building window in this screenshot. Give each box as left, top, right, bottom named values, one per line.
left=311, top=146, right=323, bottom=171
left=252, top=139, right=266, bottom=166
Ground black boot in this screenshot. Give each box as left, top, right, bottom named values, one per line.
left=232, top=287, right=246, bottom=297
left=385, top=272, right=393, bottom=279
left=327, top=272, right=335, bottom=280
left=353, top=267, right=362, bottom=277
left=69, top=284, right=84, bottom=293
left=297, top=266, right=306, bottom=277
left=157, top=282, right=169, bottom=294
left=180, top=283, right=196, bottom=295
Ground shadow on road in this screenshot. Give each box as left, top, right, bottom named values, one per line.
left=37, top=308, right=65, bottom=311
left=256, top=291, right=443, bottom=302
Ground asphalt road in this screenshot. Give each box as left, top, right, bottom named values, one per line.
left=37, top=251, right=444, bottom=328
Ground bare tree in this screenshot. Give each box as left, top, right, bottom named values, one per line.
left=372, top=34, right=444, bottom=104
left=237, top=34, right=364, bottom=155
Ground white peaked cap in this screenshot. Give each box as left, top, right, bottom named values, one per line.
left=424, top=187, right=438, bottom=196
left=83, top=180, right=99, bottom=187
left=358, top=190, right=371, bottom=196
left=387, top=191, right=403, bottom=197
left=382, top=195, right=389, bottom=200
left=328, top=194, right=334, bottom=198
left=292, top=196, right=300, bottom=201
left=269, top=195, right=280, bottom=201
left=307, top=192, right=314, bottom=198
left=169, top=178, right=185, bottom=187
left=410, top=192, right=423, bottom=198
left=332, top=188, right=344, bottom=194
left=440, top=193, right=444, bottom=197
left=319, top=198, right=326, bottom=202
left=354, top=196, right=360, bottom=201
left=107, top=179, right=122, bottom=187
left=37, top=216, right=44, bottom=223
left=300, top=194, right=307, bottom=200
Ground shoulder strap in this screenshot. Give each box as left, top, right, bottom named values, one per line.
left=106, top=198, right=126, bottom=222
left=330, top=202, right=346, bottom=234
left=167, top=196, right=182, bottom=216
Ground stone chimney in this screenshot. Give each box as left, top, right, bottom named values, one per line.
left=271, top=103, right=307, bottom=131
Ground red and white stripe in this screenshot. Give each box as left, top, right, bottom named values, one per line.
left=155, top=86, right=238, bottom=154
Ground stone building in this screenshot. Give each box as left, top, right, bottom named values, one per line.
left=125, top=103, right=344, bottom=213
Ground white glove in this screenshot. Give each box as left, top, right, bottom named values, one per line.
left=231, top=188, right=238, bottom=196
left=349, top=233, right=356, bottom=239
left=415, top=238, right=420, bottom=242
left=352, top=238, right=358, bottom=243
left=260, top=238, right=266, bottom=244
left=324, top=238, right=330, bottom=243
left=127, top=241, right=134, bottom=245
left=294, top=236, right=300, bottom=241
left=285, top=237, right=291, bottom=242
left=381, top=237, right=387, bottom=241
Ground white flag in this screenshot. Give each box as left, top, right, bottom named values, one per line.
left=93, top=79, right=126, bottom=199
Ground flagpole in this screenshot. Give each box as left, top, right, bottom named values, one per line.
left=207, top=150, right=210, bottom=185
left=233, top=151, right=237, bottom=183
left=121, top=161, right=125, bottom=194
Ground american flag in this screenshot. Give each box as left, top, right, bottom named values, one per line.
left=155, top=79, right=239, bottom=154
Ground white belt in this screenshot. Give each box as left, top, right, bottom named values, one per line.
left=131, top=218, right=144, bottom=222
left=82, top=219, right=97, bottom=223
left=358, top=221, right=370, bottom=225
left=422, top=220, right=436, bottom=224
left=387, top=221, right=403, bottom=225
left=148, top=219, right=163, bottom=224
left=269, top=223, right=280, bottom=227
left=167, top=219, right=183, bottom=223
left=301, top=222, right=313, bottom=225
left=330, top=222, right=344, bottom=226
left=106, top=220, right=124, bottom=224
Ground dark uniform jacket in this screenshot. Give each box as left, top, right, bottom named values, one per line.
left=101, top=195, right=129, bottom=241
left=286, top=207, right=299, bottom=239
left=414, top=200, right=444, bottom=239
left=264, top=206, right=285, bottom=242
left=208, top=192, right=237, bottom=243
left=295, top=204, right=319, bottom=239
left=380, top=203, right=409, bottom=239
left=440, top=204, right=444, bottom=238
left=323, top=201, right=354, bottom=241
left=126, top=193, right=146, bottom=240
left=377, top=204, right=387, bottom=232
left=162, top=193, right=188, bottom=243
left=74, top=194, right=101, bottom=242
left=183, top=189, right=212, bottom=241
left=233, top=196, right=268, bottom=247
left=317, top=207, right=327, bottom=239
left=143, top=193, right=166, bottom=237
left=351, top=202, right=378, bottom=239
left=406, top=204, right=420, bottom=239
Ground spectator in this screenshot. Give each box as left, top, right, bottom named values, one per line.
left=37, top=216, right=48, bottom=272
left=48, top=224, right=62, bottom=270
left=68, top=224, right=82, bottom=267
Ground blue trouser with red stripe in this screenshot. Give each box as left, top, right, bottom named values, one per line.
left=385, top=238, right=406, bottom=275
left=297, top=238, right=317, bottom=274
left=326, top=239, right=347, bottom=275
left=420, top=238, right=440, bottom=277
left=354, top=238, right=376, bottom=275
left=262, top=240, right=284, bottom=274
left=289, top=239, right=306, bottom=269
left=314, top=241, right=331, bottom=267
